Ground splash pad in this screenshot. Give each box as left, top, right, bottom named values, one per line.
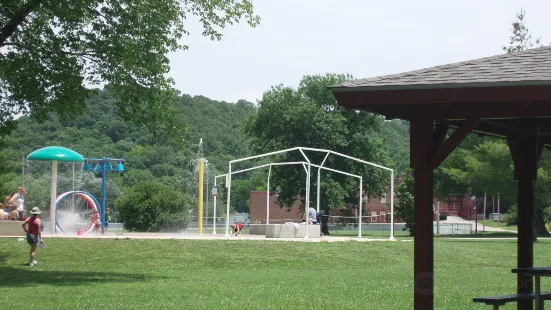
left=55, top=191, right=100, bottom=235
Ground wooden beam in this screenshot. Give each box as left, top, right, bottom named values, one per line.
left=335, top=90, right=551, bottom=120
left=430, top=119, right=480, bottom=169
left=333, top=85, right=551, bottom=107
left=382, top=105, right=413, bottom=120
left=444, top=121, right=551, bottom=148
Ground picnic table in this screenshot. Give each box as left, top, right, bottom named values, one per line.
left=512, top=267, right=551, bottom=310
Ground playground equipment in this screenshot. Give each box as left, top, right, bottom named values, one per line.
left=26, top=146, right=85, bottom=234
left=84, top=157, right=125, bottom=234
left=214, top=161, right=363, bottom=238
left=55, top=191, right=100, bottom=235
left=190, top=138, right=211, bottom=236
left=222, top=147, right=395, bottom=240
left=26, top=146, right=125, bottom=235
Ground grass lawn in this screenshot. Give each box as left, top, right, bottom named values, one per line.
left=1, top=237, right=550, bottom=309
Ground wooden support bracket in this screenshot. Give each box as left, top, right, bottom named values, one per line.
left=430, top=119, right=480, bottom=169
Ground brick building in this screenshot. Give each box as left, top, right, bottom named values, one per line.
left=249, top=179, right=507, bottom=223
left=249, top=191, right=303, bottom=224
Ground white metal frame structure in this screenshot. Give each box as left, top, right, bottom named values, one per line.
left=212, top=161, right=304, bottom=234
left=223, top=147, right=395, bottom=240
left=213, top=161, right=363, bottom=237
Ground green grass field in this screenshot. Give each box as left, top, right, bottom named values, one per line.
left=1, top=237, right=550, bottom=309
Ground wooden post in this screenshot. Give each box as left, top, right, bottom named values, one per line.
left=411, top=118, right=435, bottom=310
left=508, top=132, right=542, bottom=310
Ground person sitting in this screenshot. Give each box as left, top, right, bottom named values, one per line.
left=9, top=209, right=19, bottom=221
left=4, top=192, right=15, bottom=209
left=308, top=203, right=318, bottom=224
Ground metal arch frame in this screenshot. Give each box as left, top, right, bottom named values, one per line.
left=224, top=147, right=395, bottom=240
left=212, top=161, right=305, bottom=235
left=213, top=161, right=363, bottom=238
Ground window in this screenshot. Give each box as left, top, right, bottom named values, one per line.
left=380, top=193, right=387, bottom=204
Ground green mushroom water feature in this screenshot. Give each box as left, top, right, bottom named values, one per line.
left=26, top=146, right=84, bottom=234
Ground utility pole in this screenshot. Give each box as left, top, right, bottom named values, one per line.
left=206, top=169, right=209, bottom=231
left=497, top=193, right=501, bottom=220
left=436, top=201, right=440, bottom=235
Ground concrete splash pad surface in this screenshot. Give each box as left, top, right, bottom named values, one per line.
left=2, top=232, right=410, bottom=243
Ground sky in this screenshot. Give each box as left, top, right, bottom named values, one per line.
left=166, top=0, right=551, bottom=104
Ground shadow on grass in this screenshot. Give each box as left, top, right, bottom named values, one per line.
left=0, top=266, right=160, bottom=287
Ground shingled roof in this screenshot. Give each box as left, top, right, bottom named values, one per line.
left=331, top=46, right=551, bottom=92
left=329, top=46, right=551, bottom=146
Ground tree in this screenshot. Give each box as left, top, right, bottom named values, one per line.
left=244, top=74, right=393, bottom=234
left=502, top=8, right=543, bottom=53
left=0, top=0, right=260, bottom=137
left=438, top=137, right=551, bottom=235
left=440, top=140, right=516, bottom=202
left=395, top=171, right=414, bottom=236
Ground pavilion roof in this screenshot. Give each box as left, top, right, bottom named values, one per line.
left=331, top=46, right=551, bottom=92
left=329, top=46, right=551, bottom=146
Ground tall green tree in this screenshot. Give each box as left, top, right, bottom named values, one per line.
left=440, top=139, right=516, bottom=203
left=0, top=0, right=260, bottom=137
left=244, top=74, right=393, bottom=233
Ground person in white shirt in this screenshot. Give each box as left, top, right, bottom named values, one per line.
left=10, top=187, right=26, bottom=219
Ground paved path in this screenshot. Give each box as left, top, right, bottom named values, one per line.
left=438, top=215, right=516, bottom=233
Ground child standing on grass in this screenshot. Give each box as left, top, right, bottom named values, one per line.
left=21, top=207, right=43, bottom=266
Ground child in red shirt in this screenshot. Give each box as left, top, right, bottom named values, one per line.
left=230, top=222, right=244, bottom=236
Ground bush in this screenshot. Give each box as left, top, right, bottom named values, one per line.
left=503, top=204, right=518, bottom=225
left=116, top=181, right=191, bottom=232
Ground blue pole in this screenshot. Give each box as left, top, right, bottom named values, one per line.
left=101, top=157, right=106, bottom=235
